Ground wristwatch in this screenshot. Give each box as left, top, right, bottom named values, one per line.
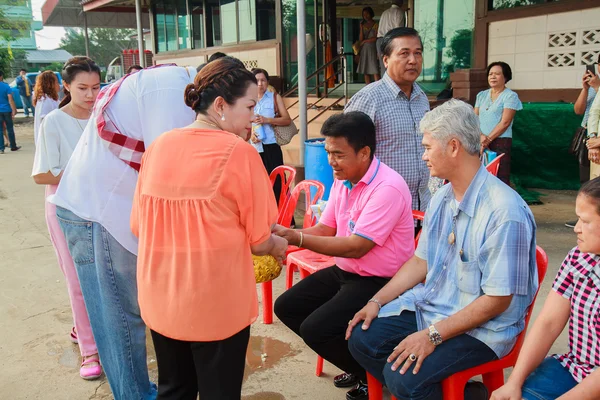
left=428, top=324, right=443, bottom=346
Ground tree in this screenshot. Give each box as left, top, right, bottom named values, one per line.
left=444, top=29, right=473, bottom=75
left=59, top=28, right=138, bottom=69
left=0, top=1, right=29, bottom=43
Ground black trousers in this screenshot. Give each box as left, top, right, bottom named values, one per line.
left=150, top=326, right=250, bottom=400
left=274, top=266, right=389, bottom=381
left=260, top=143, right=284, bottom=204
left=580, top=163, right=591, bottom=185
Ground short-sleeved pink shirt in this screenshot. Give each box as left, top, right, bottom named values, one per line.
left=319, top=158, right=415, bottom=277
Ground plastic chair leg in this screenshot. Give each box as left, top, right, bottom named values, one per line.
left=286, top=263, right=295, bottom=290
left=367, top=372, right=383, bottom=400
left=482, top=371, right=505, bottom=395
left=315, top=355, right=324, bottom=376
left=261, top=280, right=273, bottom=324
left=441, top=375, right=470, bottom=400
left=299, top=267, right=310, bottom=280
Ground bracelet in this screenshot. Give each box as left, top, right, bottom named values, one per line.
left=298, top=232, right=304, bottom=248
left=368, top=298, right=382, bottom=310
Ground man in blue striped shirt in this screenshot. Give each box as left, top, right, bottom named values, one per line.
left=345, top=27, right=431, bottom=212
left=346, top=99, right=538, bottom=400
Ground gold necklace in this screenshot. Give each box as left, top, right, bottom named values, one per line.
left=74, top=118, right=85, bottom=131
left=195, top=119, right=222, bottom=130
left=68, top=103, right=90, bottom=130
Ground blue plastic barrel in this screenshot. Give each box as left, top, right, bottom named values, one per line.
left=304, top=139, right=333, bottom=200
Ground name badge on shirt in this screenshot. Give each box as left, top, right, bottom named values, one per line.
left=348, top=219, right=356, bottom=233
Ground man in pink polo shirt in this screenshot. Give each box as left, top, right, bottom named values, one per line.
left=274, top=111, right=415, bottom=400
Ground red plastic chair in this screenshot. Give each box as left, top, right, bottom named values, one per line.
left=286, top=249, right=336, bottom=377
left=412, top=210, right=425, bottom=246
left=367, top=246, right=548, bottom=400
left=285, top=210, right=426, bottom=377
left=485, top=153, right=505, bottom=177
left=440, top=246, right=548, bottom=399
left=270, top=165, right=297, bottom=220
left=261, top=180, right=325, bottom=325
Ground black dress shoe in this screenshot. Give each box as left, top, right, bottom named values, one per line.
left=346, top=382, right=368, bottom=400
left=334, top=373, right=359, bottom=388
left=10, top=146, right=21, bottom=151
left=465, top=381, right=489, bottom=400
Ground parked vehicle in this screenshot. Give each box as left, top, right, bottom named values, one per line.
left=9, top=71, right=63, bottom=110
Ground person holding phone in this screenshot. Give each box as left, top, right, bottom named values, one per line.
left=584, top=59, right=600, bottom=181
left=565, top=60, right=600, bottom=228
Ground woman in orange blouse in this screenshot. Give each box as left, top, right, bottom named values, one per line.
left=131, top=57, right=288, bottom=400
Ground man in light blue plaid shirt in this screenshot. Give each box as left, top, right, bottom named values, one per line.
left=346, top=99, right=538, bottom=400
left=345, top=27, right=431, bottom=211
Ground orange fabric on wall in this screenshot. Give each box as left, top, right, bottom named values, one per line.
left=324, top=40, right=335, bottom=89
left=131, top=128, right=278, bottom=341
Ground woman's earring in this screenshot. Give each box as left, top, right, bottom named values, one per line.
left=221, top=113, right=226, bottom=121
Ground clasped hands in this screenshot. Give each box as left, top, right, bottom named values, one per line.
left=271, top=224, right=301, bottom=246
left=587, top=138, right=600, bottom=163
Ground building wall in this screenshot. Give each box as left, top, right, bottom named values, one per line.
left=0, top=2, right=40, bottom=50
left=488, top=7, right=600, bottom=91
left=154, top=45, right=280, bottom=76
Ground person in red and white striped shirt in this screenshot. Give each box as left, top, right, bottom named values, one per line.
left=492, top=178, right=600, bottom=400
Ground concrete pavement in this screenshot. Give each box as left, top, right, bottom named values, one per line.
left=0, top=120, right=576, bottom=399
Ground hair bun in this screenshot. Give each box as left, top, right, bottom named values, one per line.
left=184, top=83, right=201, bottom=109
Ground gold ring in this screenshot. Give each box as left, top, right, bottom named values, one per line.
left=348, top=320, right=352, bottom=325
left=409, top=354, right=417, bottom=361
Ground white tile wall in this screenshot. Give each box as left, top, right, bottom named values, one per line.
left=488, top=7, right=600, bottom=90
left=515, top=33, right=546, bottom=54
left=514, top=52, right=545, bottom=72
left=489, top=20, right=516, bottom=38
left=515, top=15, right=547, bottom=35
left=489, top=36, right=516, bottom=56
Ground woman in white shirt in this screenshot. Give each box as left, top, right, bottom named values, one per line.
left=32, top=71, right=60, bottom=145
left=31, top=57, right=103, bottom=380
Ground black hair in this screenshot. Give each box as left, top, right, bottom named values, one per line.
left=196, top=62, right=207, bottom=72
left=579, top=177, right=600, bottom=215
left=362, top=7, right=375, bottom=19
left=208, top=52, right=227, bottom=63
left=127, top=65, right=143, bottom=74
left=251, top=68, right=270, bottom=82
left=487, top=61, right=513, bottom=83
left=20, top=69, right=27, bottom=73
left=60, top=56, right=101, bottom=108
left=321, top=112, right=376, bottom=159
left=0, top=70, right=4, bottom=78
left=380, top=27, right=423, bottom=57
left=185, top=56, right=257, bottom=115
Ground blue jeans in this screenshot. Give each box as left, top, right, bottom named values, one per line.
left=0, top=112, right=16, bottom=151
left=522, top=357, right=577, bottom=400
left=20, top=95, right=34, bottom=117
left=348, top=311, right=498, bottom=400
left=56, top=206, right=157, bottom=400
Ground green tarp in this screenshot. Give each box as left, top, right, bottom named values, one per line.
left=511, top=102, right=581, bottom=203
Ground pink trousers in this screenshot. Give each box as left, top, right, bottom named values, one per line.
left=45, top=185, right=97, bottom=357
